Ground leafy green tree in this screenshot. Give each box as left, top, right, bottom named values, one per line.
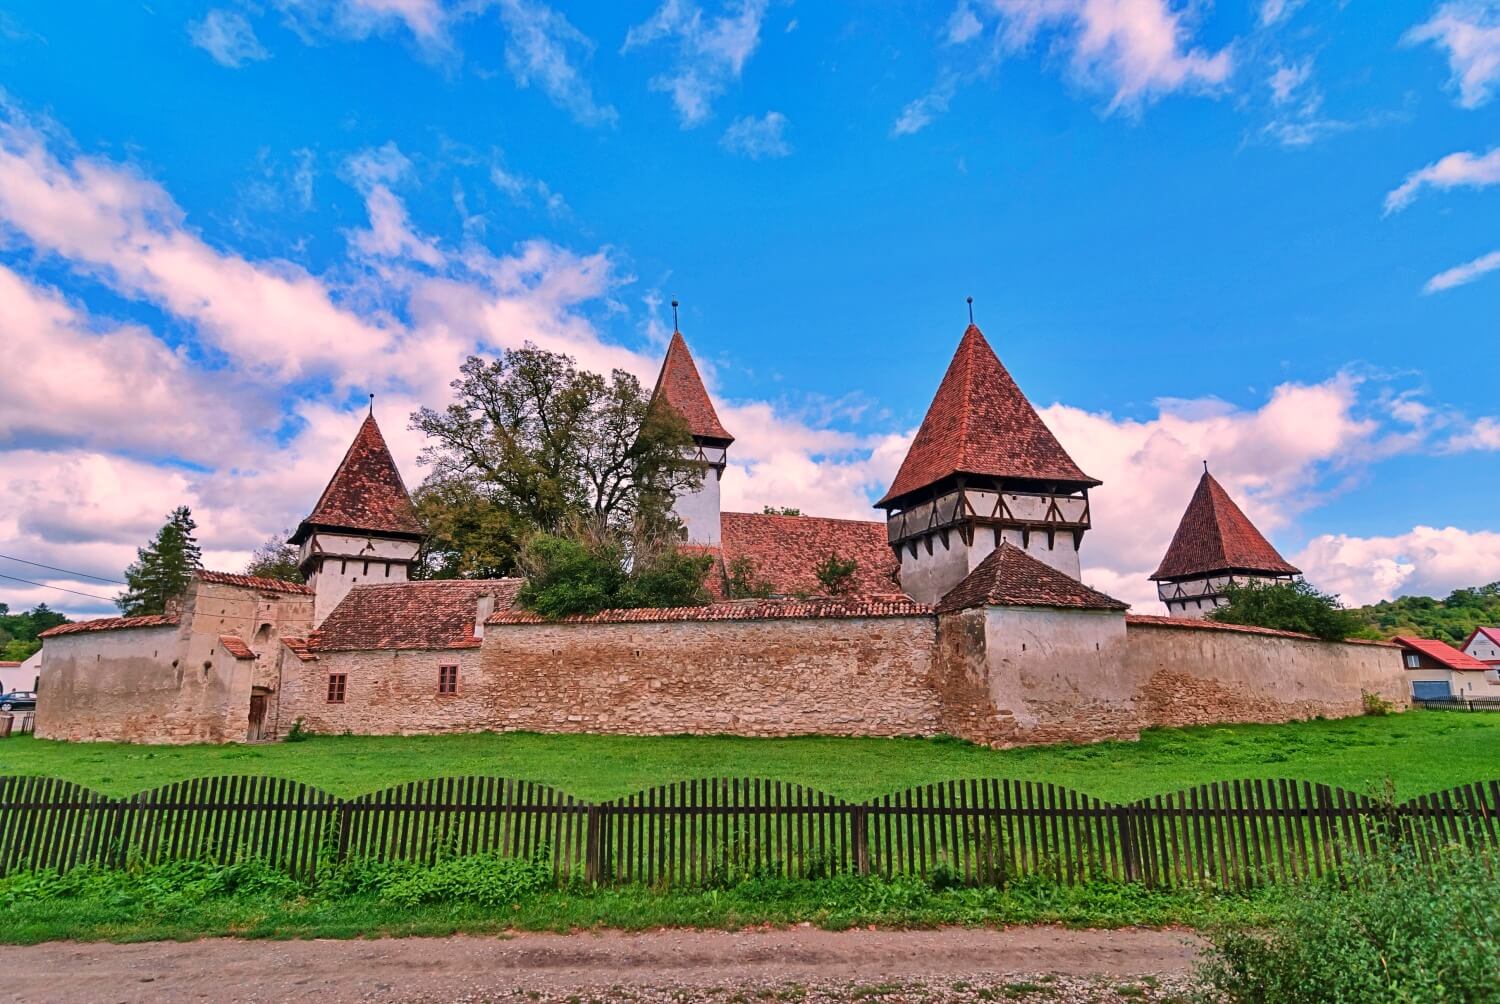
left=1208, top=580, right=1364, bottom=642
left=814, top=552, right=859, bottom=596
left=724, top=556, right=774, bottom=599
left=2, top=638, right=35, bottom=661
left=1347, top=581, right=1500, bottom=643
left=515, top=518, right=712, bottom=619
left=411, top=346, right=703, bottom=579
left=117, top=506, right=202, bottom=616
left=762, top=506, right=801, bottom=516
left=244, top=530, right=304, bottom=583
left=411, top=479, right=529, bottom=580
left=515, top=530, right=628, bottom=619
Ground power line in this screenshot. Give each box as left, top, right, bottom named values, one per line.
left=0, top=553, right=125, bottom=585
left=0, top=573, right=116, bottom=603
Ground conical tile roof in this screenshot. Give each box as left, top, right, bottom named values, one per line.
left=290, top=413, right=423, bottom=542
left=877, top=325, right=1097, bottom=508
left=1150, top=471, right=1300, bottom=581
left=650, top=331, right=733, bottom=443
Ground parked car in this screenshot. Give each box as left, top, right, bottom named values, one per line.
left=0, top=691, right=36, bottom=712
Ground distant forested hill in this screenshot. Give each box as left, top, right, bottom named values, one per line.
left=1349, top=583, right=1500, bottom=643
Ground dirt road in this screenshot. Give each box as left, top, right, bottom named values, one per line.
left=0, top=926, right=1204, bottom=1003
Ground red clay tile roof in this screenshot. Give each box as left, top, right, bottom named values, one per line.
left=1394, top=635, right=1492, bottom=670
left=195, top=570, right=314, bottom=595
left=280, top=637, right=317, bottom=662
left=290, top=413, right=424, bottom=543
left=218, top=635, right=256, bottom=660
left=487, top=596, right=931, bottom=625
left=716, top=512, right=901, bottom=598
left=310, top=578, right=523, bottom=651
left=1150, top=471, right=1300, bottom=581
left=877, top=325, right=1097, bottom=508
left=936, top=544, right=1128, bottom=613
left=40, top=614, right=180, bottom=638
left=650, top=331, right=733, bottom=443
left=1127, top=614, right=1397, bottom=647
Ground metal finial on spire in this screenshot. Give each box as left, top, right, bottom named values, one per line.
left=369, top=393, right=375, bottom=416
left=671, top=299, right=680, bottom=332
left=966, top=296, right=974, bottom=325
left=1203, top=459, right=1209, bottom=473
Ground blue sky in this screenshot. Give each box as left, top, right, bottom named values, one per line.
left=1, top=0, right=1497, bottom=618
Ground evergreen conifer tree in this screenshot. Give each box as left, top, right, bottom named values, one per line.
left=117, top=506, right=202, bottom=616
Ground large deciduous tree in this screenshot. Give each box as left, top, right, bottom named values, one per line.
left=244, top=530, right=304, bottom=584
left=411, top=346, right=702, bottom=576
left=117, top=506, right=202, bottom=616
left=1208, top=580, right=1365, bottom=642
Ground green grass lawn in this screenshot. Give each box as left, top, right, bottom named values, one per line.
left=3, top=710, right=1498, bottom=801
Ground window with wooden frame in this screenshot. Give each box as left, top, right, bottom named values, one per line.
left=438, top=663, right=459, bottom=695
left=326, top=673, right=347, bottom=703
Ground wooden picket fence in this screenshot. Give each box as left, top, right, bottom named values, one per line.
left=1, top=775, right=1496, bottom=888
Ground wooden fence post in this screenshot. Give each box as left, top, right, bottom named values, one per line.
left=1116, top=805, right=1138, bottom=882
left=851, top=805, right=869, bottom=876
left=584, top=805, right=603, bottom=884
left=335, top=800, right=352, bottom=863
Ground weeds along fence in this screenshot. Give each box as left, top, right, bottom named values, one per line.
left=1, top=776, right=1497, bottom=889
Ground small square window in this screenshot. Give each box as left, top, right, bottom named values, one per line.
left=438, top=664, right=458, bottom=695
left=326, top=673, right=347, bottom=703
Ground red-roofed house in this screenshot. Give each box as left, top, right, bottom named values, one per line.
left=875, top=324, right=1101, bottom=606
left=1395, top=635, right=1500, bottom=702
left=1461, top=627, right=1500, bottom=669
left=1151, top=469, right=1301, bottom=619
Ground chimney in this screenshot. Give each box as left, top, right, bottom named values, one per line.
left=474, top=593, right=497, bottom=640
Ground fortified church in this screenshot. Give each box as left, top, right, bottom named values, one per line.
left=37, top=317, right=1404, bottom=745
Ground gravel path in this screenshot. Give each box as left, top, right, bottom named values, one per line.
left=0, top=926, right=1205, bottom=1003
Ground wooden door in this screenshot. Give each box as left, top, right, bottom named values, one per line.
left=248, top=693, right=267, bottom=741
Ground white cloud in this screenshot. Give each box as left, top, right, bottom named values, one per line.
left=903, top=0, right=1232, bottom=132
left=0, top=265, right=259, bottom=462
left=345, top=0, right=448, bottom=42
left=893, top=73, right=960, bottom=137
left=1405, top=1, right=1500, bottom=109
left=983, top=0, right=1233, bottom=112
left=1268, top=58, right=1311, bottom=106
left=623, top=0, right=768, bottom=127
left=188, top=9, right=271, bottom=67
left=1384, top=146, right=1500, bottom=213
left=1424, top=248, right=1500, bottom=293
left=1258, top=0, right=1306, bottom=27
left=0, top=109, right=396, bottom=383
left=1297, top=526, right=1500, bottom=607
left=1447, top=416, right=1500, bottom=451
left=946, top=2, right=984, bottom=44
left=497, top=0, right=618, bottom=127
left=720, top=111, right=791, bottom=159
left=1041, top=376, right=1380, bottom=607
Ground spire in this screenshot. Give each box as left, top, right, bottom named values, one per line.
left=1150, top=470, right=1300, bottom=581
left=289, top=413, right=424, bottom=543
left=650, top=330, right=734, bottom=444
left=876, top=324, right=1098, bottom=508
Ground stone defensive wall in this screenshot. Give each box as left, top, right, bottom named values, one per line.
left=285, top=601, right=1406, bottom=746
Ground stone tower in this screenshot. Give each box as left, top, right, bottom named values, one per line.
left=650, top=329, right=734, bottom=546
left=876, top=323, right=1100, bottom=607
left=1150, top=468, right=1300, bottom=619
left=289, top=413, right=426, bottom=626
